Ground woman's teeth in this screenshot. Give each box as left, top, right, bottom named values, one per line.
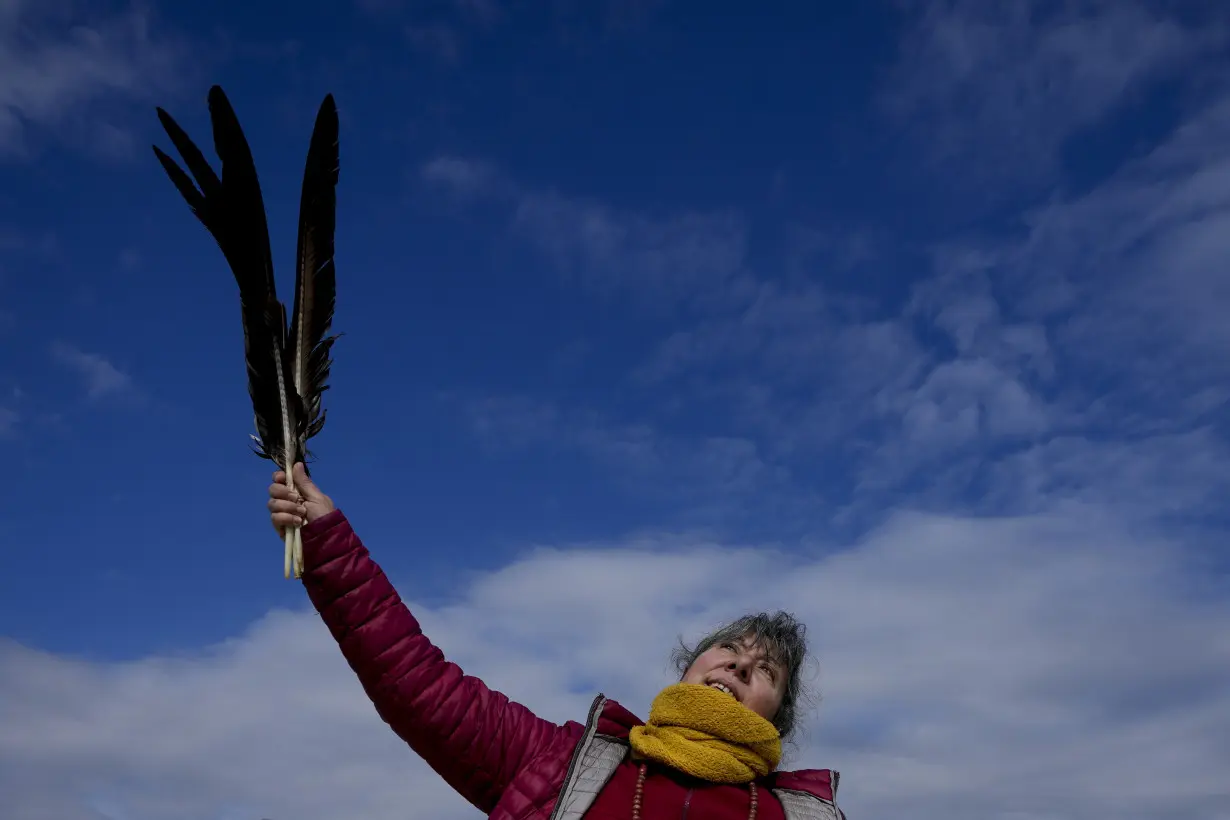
left=708, top=682, right=734, bottom=697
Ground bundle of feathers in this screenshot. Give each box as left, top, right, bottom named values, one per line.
left=152, top=86, right=340, bottom=579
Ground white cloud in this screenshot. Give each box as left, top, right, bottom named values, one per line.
left=512, top=191, right=747, bottom=302
left=599, top=16, right=1230, bottom=515
left=902, top=358, right=1046, bottom=443
left=883, top=0, right=1226, bottom=183
left=421, top=156, right=750, bottom=304
left=461, top=394, right=784, bottom=507
left=422, top=155, right=511, bottom=199
left=50, top=341, right=136, bottom=402
left=2, top=503, right=1227, bottom=819
left=984, top=429, right=1230, bottom=517
left=357, top=0, right=500, bottom=63
left=1000, top=92, right=1230, bottom=368
left=0, top=0, right=188, bottom=159
left=427, top=101, right=1230, bottom=521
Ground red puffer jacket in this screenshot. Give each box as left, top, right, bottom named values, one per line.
left=300, top=510, right=844, bottom=820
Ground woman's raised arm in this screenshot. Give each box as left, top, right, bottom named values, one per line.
left=270, top=465, right=575, bottom=813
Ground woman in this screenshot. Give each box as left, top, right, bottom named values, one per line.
left=269, top=464, right=845, bottom=820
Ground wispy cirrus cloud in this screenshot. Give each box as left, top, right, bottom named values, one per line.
left=512, top=191, right=747, bottom=303
left=1003, top=94, right=1230, bottom=365
left=984, top=427, right=1230, bottom=518
left=0, top=0, right=191, bottom=160
left=425, top=135, right=1226, bottom=525
left=421, top=155, right=512, bottom=199
left=882, top=76, right=1230, bottom=518
left=50, top=341, right=138, bottom=403
left=419, top=4, right=1230, bottom=539
left=357, top=0, right=501, bottom=63
left=883, top=0, right=1228, bottom=185
left=461, top=393, right=785, bottom=509
left=613, top=1, right=1230, bottom=523
left=422, top=155, right=750, bottom=305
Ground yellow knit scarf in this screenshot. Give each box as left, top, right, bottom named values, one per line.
left=628, top=683, right=782, bottom=784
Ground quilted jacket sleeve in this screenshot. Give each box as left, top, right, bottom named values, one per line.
left=299, top=509, right=568, bottom=813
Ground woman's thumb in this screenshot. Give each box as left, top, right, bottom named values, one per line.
left=292, top=462, right=321, bottom=500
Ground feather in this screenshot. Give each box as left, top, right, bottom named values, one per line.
left=288, top=95, right=340, bottom=462
left=152, top=85, right=341, bottom=578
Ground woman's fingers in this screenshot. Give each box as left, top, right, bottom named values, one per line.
left=268, top=492, right=307, bottom=531
left=268, top=496, right=306, bottom=514
left=270, top=471, right=301, bottom=499
left=268, top=466, right=326, bottom=537
left=271, top=511, right=304, bottom=531
left=268, top=481, right=301, bottom=502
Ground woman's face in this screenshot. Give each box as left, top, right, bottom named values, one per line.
left=681, top=635, right=787, bottom=725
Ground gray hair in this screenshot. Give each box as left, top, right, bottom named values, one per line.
left=670, top=611, right=813, bottom=740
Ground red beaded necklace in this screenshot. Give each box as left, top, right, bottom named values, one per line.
left=631, top=763, right=758, bottom=820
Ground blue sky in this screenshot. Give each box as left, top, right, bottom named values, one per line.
left=2, top=1, right=1230, bottom=819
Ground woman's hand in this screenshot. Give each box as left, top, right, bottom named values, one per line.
left=268, top=462, right=335, bottom=539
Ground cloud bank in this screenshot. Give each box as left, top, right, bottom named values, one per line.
left=3, top=505, right=1227, bottom=820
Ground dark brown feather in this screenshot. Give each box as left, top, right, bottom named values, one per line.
left=288, top=95, right=341, bottom=468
